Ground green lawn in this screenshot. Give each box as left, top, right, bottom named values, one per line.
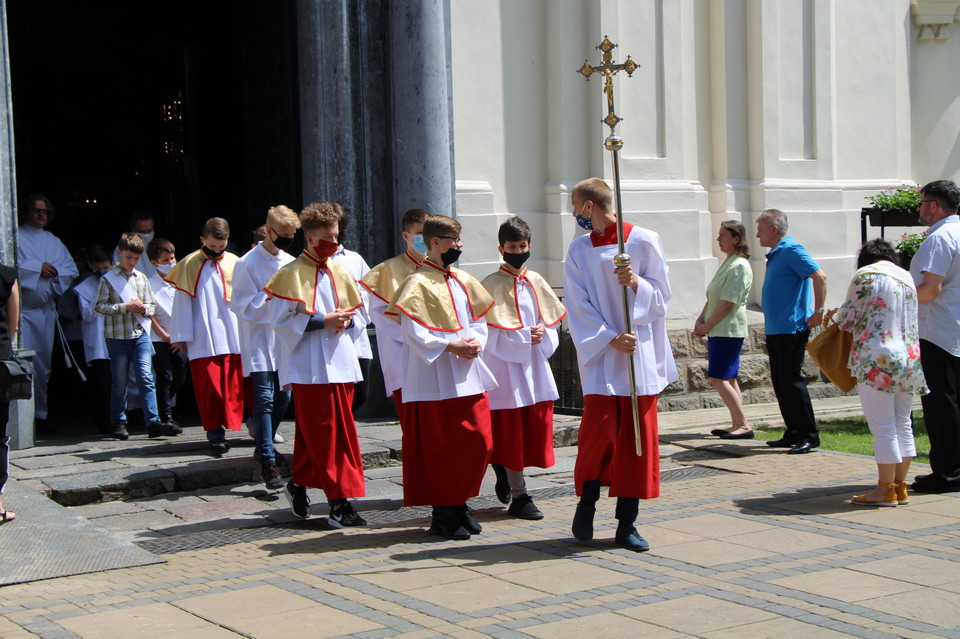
left=753, top=411, right=930, bottom=463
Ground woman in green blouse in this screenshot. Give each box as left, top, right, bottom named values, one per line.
left=694, top=221, right=754, bottom=439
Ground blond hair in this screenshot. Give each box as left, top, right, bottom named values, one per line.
left=266, top=205, right=301, bottom=229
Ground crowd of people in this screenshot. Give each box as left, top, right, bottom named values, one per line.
left=1, top=178, right=958, bottom=548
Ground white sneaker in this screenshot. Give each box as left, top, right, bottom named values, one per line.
left=273, top=432, right=284, bottom=444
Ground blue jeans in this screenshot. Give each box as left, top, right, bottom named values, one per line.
left=250, top=371, right=290, bottom=463
left=106, top=332, right=159, bottom=425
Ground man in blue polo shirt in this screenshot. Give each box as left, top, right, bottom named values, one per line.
left=756, top=209, right=827, bottom=455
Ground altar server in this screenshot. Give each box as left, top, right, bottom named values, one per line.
left=146, top=238, right=187, bottom=428
left=74, top=246, right=112, bottom=435
left=482, top=217, right=566, bottom=520
left=387, top=214, right=496, bottom=540
left=165, top=218, right=243, bottom=455
left=265, top=202, right=367, bottom=526
left=563, top=177, right=678, bottom=552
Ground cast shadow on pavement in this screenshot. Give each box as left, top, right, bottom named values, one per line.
left=733, top=484, right=880, bottom=516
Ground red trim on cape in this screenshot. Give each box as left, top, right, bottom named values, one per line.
left=486, top=265, right=567, bottom=331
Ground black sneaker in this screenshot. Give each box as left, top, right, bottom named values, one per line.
left=455, top=504, right=482, bottom=534
left=615, top=525, right=650, bottom=552
left=283, top=480, right=310, bottom=518
left=507, top=494, right=544, bottom=520
left=209, top=441, right=229, bottom=456
left=148, top=421, right=183, bottom=438
left=261, top=462, right=284, bottom=490
left=492, top=464, right=510, bottom=504
left=108, top=423, right=129, bottom=441
left=160, top=415, right=180, bottom=427
left=328, top=501, right=366, bottom=528
left=429, top=506, right=470, bottom=540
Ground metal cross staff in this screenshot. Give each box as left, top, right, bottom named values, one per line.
left=577, top=36, right=643, bottom=456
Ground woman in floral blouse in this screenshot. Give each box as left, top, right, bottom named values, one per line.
left=837, top=239, right=928, bottom=506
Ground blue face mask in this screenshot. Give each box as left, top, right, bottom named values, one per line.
left=575, top=203, right=593, bottom=231
left=412, top=234, right=428, bottom=254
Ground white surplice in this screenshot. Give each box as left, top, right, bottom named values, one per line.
left=483, top=281, right=559, bottom=410
left=74, top=275, right=107, bottom=363
left=147, top=272, right=175, bottom=342
left=399, top=277, right=498, bottom=403
left=168, top=260, right=240, bottom=361
left=332, top=244, right=372, bottom=360
left=563, top=226, right=678, bottom=396
left=230, top=243, right=294, bottom=375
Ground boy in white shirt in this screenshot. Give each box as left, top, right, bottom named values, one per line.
left=146, top=238, right=187, bottom=429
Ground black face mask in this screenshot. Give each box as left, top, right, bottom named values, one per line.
left=503, top=251, right=530, bottom=270
left=201, top=245, right=225, bottom=259
left=271, top=232, right=294, bottom=252
left=440, top=248, right=462, bottom=267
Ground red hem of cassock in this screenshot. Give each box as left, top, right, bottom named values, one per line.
left=189, top=354, right=244, bottom=431
left=401, top=393, right=493, bottom=506
left=490, top=401, right=556, bottom=471
left=574, top=394, right=660, bottom=499
left=292, top=383, right=365, bottom=499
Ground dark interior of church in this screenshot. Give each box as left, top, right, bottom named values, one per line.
left=8, top=0, right=301, bottom=259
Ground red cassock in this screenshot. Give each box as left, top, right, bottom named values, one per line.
left=190, top=354, right=244, bottom=432
left=574, top=394, right=660, bottom=499
left=401, top=393, right=493, bottom=506
left=292, top=383, right=365, bottom=499
left=489, top=401, right=556, bottom=471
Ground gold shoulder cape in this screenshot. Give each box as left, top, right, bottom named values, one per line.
left=162, top=248, right=238, bottom=302
left=386, top=260, right=495, bottom=332
left=482, top=265, right=566, bottom=330
left=359, top=250, right=423, bottom=303
left=264, top=250, right=362, bottom=314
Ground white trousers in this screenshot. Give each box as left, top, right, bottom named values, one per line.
left=858, top=383, right=917, bottom=464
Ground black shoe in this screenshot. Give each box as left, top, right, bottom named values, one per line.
left=911, top=478, right=960, bottom=494
left=108, top=423, right=129, bottom=440
left=572, top=498, right=596, bottom=541
left=148, top=421, right=183, bottom=438
left=786, top=441, right=817, bottom=455
left=209, top=441, right=229, bottom=456
left=429, top=506, right=470, bottom=540
left=283, top=480, right=311, bottom=518
left=615, top=525, right=650, bottom=552
left=766, top=437, right=798, bottom=448
left=261, top=462, right=284, bottom=490
left=719, top=430, right=754, bottom=440
left=710, top=428, right=729, bottom=437
left=456, top=504, right=482, bottom=534
left=328, top=501, right=366, bottom=528
left=492, top=464, right=510, bottom=504
left=507, top=494, right=543, bottom=520
left=160, top=415, right=180, bottom=427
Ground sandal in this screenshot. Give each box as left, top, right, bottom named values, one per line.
left=0, top=510, right=16, bottom=523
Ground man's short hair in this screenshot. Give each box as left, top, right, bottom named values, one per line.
left=300, top=202, right=341, bottom=233
left=498, top=216, right=531, bottom=246
left=129, top=210, right=155, bottom=230
left=20, top=194, right=55, bottom=225
left=921, top=180, right=960, bottom=214
left=252, top=225, right=267, bottom=245
left=266, top=205, right=301, bottom=230
left=333, top=203, right=351, bottom=236
left=147, top=238, right=175, bottom=262
left=88, top=245, right=112, bottom=264
left=572, top=178, right=612, bottom=211
left=117, top=232, right=145, bottom=255
left=857, top=238, right=898, bottom=269
left=401, top=208, right=430, bottom=232
left=757, top=209, right=789, bottom=236
left=202, top=217, right=230, bottom=240
left=422, top=214, right=462, bottom=245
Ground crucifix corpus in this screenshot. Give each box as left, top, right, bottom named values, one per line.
left=577, top=36, right=643, bottom=456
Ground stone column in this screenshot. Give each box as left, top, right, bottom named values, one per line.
left=0, top=0, right=17, bottom=265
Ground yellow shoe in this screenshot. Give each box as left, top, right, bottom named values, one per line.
left=851, top=483, right=898, bottom=507
left=895, top=480, right=910, bottom=505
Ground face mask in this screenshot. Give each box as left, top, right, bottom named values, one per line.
left=503, top=251, right=530, bottom=270
left=156, top=261, right=176, bottom=276
left=575, top=203, right=593, bottom=231
left=137, top=232, right=155, bottom=245
left=201, top=245, right=225, bottom=259
left=440, top=248, right=462, bottom=267
left=313, top=239, right=339, bottom=260
left=270, top=229, right=295, bottom=252
left=412, top=234, right=428, bottom=255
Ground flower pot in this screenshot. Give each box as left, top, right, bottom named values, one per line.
left=864, top=207, right=923, bottom=227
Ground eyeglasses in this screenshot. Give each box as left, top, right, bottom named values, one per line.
left=437, top=236, right=463, bottom=244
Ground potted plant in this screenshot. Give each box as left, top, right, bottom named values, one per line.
left=895, top=230, right=928, bottom=270
left=864, top=185, right=924, bottom=227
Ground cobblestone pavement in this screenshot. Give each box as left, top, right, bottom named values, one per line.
left=2, top=397, right=959, bottom=638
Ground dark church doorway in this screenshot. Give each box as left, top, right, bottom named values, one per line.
left=8, top=0, right=302, bottom=257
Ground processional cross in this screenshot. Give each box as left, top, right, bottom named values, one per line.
left=577, top=36, right=644, bottom=456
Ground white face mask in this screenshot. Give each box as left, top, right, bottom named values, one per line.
left=156, top=260, right=176, bottom=276
left=138, top=231, right=155, bottom=245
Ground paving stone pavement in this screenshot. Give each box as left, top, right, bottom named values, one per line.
left=2, top=396, right=960, bottom=638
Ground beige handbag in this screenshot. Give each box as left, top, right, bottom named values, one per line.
left=806, top=316, right=857, bottom=392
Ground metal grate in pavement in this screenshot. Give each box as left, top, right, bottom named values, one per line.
left=135, top=465, right=726, bottom=554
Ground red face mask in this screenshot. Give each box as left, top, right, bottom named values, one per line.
left=313, top=239, right=338, bottom=260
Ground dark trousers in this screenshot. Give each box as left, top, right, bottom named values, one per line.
left=353, top=358, right=371, bottom=412
left=919, top=339, right=960, bottom=484
left=766, top=331, right=819, bottom=443
left=152, top=342, right=187, bottom=420
left=0, top=401, right=9, bottom=492
left=88, top=359, right=112, bottom=430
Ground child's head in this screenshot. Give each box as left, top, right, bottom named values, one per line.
left=87, top=245, right=112, bottom=275
left=265, top=205, right=300, bottom=251
left=147, top=237, right=176, bottom=267
left=201, top=217, right=230, bottom=255
left=422, top=215, right=462, bottom=263
left=401, top=208, right=429, bottom=253
left=116, top=232, right=144, bottom=273
left=251, top=225, right=267, bottom=247
left=571, top=177, right=612, bottom=220
left=300, top=203, right=340, bottom=254
left=498, top=216, right=531, bottom=252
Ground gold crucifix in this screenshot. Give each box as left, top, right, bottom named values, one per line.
left=577, top=36, right=639, bottom=133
